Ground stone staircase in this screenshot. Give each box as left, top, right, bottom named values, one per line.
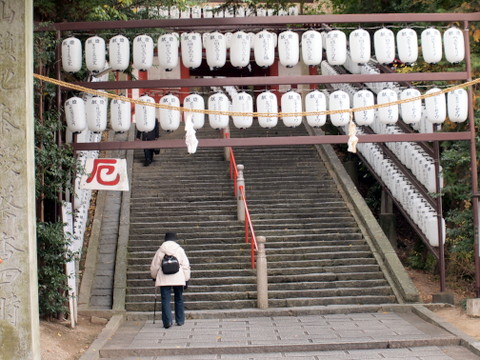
left=125, top=121, right=397, bottom=312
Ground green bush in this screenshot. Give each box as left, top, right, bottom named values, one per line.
left=37, top=221, right=77, bottom=318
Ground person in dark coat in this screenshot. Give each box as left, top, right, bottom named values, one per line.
left=137, top=120, right=160, bottom=166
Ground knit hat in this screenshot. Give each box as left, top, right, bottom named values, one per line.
left=164, top=232, right=177, bottom=241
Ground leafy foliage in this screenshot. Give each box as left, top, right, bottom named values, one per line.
left=37, top=222, right=77, bottom=318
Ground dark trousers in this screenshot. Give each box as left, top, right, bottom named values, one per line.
left=144, top=148, right=154, bottom=164
left=160, top=286, right=185, bottom=327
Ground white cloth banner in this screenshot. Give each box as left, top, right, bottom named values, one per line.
left=80, top=158, right=129, bottom=191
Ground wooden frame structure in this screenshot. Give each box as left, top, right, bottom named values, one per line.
left=42, top=11, right=480, bottom=296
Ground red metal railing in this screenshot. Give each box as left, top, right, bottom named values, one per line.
left=224, top=131, right=258, bottom=268
left=238, top=185, right=258, bottom=269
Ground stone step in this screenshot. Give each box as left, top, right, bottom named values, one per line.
left=128, top=256, right=378, bottom=269
left=126, top=278, right=390, bottom=295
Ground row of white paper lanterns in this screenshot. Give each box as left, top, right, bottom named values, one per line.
left=61, top=26, right=464, bottom=74
left=149, top=5, right=299, bottom=18
left=357, top=140, right=445, bottom=246
left=65, top=86, right=468, bottom=133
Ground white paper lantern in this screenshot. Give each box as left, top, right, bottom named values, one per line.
left=159, top=94, right=181, bottom=132
left=208, top=92, right=229, bottom=129
left=109, top=35, right=130, bottom=71
left=180, top=32, right=202, bottom=69
left=232, top=91, right=253, bottom=129
left=353, top=90, right=375, bottom=126
left=396, top=28, right=418, bottom=65
left=230, top=31, right=251, bottom=68
left=329, top=90, right=350, bottom=126
left=133, top=35, right=154, bottom=71
left=170, top=6, right=180, bottom=18
left=281, top=90, right=302, bottom=128
left=86, top=96, right=107, bottom=133
left=191, top=6, right=202, bottom=18
left=349, top=28, right=371, bottom=64
left=400, top=88, right=422, bottom=124
left=305, top=90, right=327, bottom=128
left=278, top=30, right=299, bottom=68
left=203, top=5, right=213, bottom=18
left=326, top=30, right=347, bottom=65
left=184, top=93, right=205, bottom=129
left=421, top=28, right=442, bottom=64
left=374, top=28, right=395, bottom=64
left=110, top=99, right=131, bottom=132
left=254, top=30, right=276, bottom=68
left=62, top=37, right=82, bottom=73
left=447, top=89, right=468, bottom=123
left=425, top=88, right=446, bottom=124
left=85, top=36, right=106, bottom=73
left=135, top=95, right=156, bottom=132
left=158, top=33, right=179, bottom=71
left=301, top=30, right=322, bottom=66
left=444, top=27, right=465, bottom=64
left=204, top=32, right=227, bottom=70
left=256, top=91, right=278, bottom=129
left=377, top=89, right=398, bottom=124
left=65, top=97, right=86, bottom=133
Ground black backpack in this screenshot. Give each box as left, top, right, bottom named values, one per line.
left=161, top=254, right=180, bottom=275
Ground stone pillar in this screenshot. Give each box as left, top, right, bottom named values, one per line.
left=0, top=1, right=40, bottom=359
left=256, top=236, right=268, bottom=309
left=379, top=189, right=397, bottom=248
left=236, top=164, right=245, bottom=222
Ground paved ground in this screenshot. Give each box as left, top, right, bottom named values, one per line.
left=86, top=308, right=480, bottom=360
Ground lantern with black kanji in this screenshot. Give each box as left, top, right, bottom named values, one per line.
left=256, top=90, right=278, bottom=129
left=377, top=89, right=398, bottom=124
left=109, top=35, right=130, bottom=71
left=62, top=37, right=82, bottom=73
left=305, top=90, right=327, bottom=128
left=425, top=88, right=446, bottom=124
left=374, top=28, right=395, bottom=64
left=159, top=94, right=181, bottom=132
left=278, top=30, right=299, bottom=68
left=301, top=30, right=322, bottom=66
left=353, top=90, right=375, bottom=126
left=204, top=31, right=227, bottom=70
left=326, top=30, right=347, bottom=65
left=158, top=33, right=179, bottom=71
left=421, top=28, right=442, bottom=64
left=86, top=96, right=108, bottom=133
left=443, top=27, right=465, bottom=64
left=85, top=35, right=106, bottom=73
left=349, top=28, right=371, bottom=65
left=232, top=91, right=253, bottom=129
left=65, top=96, right=86, bottom=133
left=181, top=32, right=202, bottom=69
left=281, top=90, right=302, bottom=128
left=396, top=28, right=418, bottom=65
left=208, top=92, right=229, bottom=129
left=184, top=93, right=205, bottom=129
left=400, top=88, right=422, bottom=124
left=254, top=30, right=276, bottom=68
left=135, top=95, right=156, bottom=132
left=133, top=35, right=154, bottom=71
left=110, top=99, right=131, bottom=132
left=230, top=31, right=251, bottom=69
left=447, top=89, right=468, bottom=123
left=329, top=90, right=350, bottom=126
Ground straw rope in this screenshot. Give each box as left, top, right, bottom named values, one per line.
left=33, top=73, right=480, bottom=118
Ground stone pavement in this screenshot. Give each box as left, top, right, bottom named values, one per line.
left=81, top=306, right=480, bottom=360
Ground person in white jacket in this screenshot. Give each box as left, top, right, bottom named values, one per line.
left=150, top=232, right=191, bottom=328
